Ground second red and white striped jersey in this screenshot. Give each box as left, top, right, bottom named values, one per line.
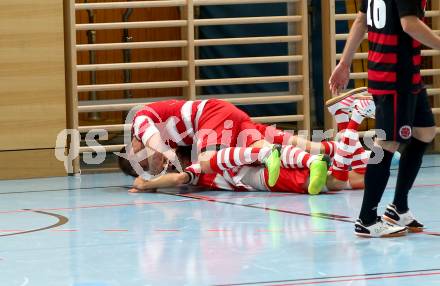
left=184, top=164, right=256, bottom=192
left=132, top=99, right=208, bottom=148
left=199, top=173, right=236, bottom=191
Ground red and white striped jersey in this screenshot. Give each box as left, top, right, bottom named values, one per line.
left=184, top=164, right=255, bottom=192
left=199, top=173, right=236, bottom=191
left=184, top=164, right=309, bottom=194
left=132, top=99, right=208, bottom=148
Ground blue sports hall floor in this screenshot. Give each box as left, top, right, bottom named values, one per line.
left=1, top=155, right=440, bottom=286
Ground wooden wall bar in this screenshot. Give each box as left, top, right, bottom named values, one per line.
left=70, top=0, right=311, bottom=164
left=75, top=3, right=184, bottom=124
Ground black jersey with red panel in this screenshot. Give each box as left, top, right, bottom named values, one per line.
left=360, top=0, right=427, bottom=95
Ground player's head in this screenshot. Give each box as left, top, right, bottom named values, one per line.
left=118, top=139, right=152, bottom=177
left=118, top=145, right=187, bottom=177
left=175, top=146, right=192, bottom=169
left=128, top=136, right=169, bottom=175
left=118, top=146, right=138, bottom=177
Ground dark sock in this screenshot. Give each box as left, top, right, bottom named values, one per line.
left=359, top=148, right=394, bottom=225
left=393, top=138, right=429, bottom=213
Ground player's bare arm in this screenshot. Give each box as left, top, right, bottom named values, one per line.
left=131, top=134, right=181, bottom=176
left=401, top=15, right=440, bottom=50
left=329, top=12, right=367, bottom=94
left=130, top=172, right=190, bottom=193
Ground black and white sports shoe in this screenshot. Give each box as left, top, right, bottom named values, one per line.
left=383, top=204, right=424, bottom=233
left=354, top=217, right=407, bottom=238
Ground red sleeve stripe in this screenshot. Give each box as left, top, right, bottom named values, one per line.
left=368, top=70, right=397, bottom=82
left=368, top=31, right=398, bottom=46
left=368, top=51, right=397, bottom=64
left=138, top=120, right=151, bottom=138
left=133, top=115, right=151, bottom=139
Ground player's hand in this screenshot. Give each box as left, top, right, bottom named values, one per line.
left=130, top=177, right=158, bottom=193
left=133, top=176, right=150, bottom=190
left=329, top=62, right=350, bottom=95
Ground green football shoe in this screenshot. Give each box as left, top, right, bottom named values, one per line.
left=264, top=145, right=282, bottom=187
left=308, top=155, right=330, bottom=195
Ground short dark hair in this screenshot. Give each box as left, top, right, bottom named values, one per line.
left=118, top=146, right=138, bottom=177
left=175, top=146, right=192, bottom=163
left=118, top=146, right=193, bottom=176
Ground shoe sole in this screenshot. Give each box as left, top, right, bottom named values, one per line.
left=354, top=95, right=373, bottom=101
left=326, top=87, right=368, bottom=107
left=308, top=158, right=328, bottom=195
left=383, top=215, right=424, bottom=233
left=266, top=146, right=281, bottom=187
left=353, top=95, right=376, bottom=119
left=355, top=230, right=407, bottom=238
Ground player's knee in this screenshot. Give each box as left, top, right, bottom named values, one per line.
left=413, top=126, right=436, bottom=143
left=349, top=171, right=365, bottom=190
left=198, top=151, right=214, bottom=173
left=287, top=136, right=296, bottom=146
left=249, top=139, right=271, bottom=148
left=326, top=175, right=350, bottom=191
left=198, top=151, right=216, bottom=173
left=199, top=159, right=213, bottom=173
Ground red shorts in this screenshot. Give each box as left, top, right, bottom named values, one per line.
left=264, top=167, right=309, bottom=194
left=254, top=123, right=294, bottom=145
left=196, top=99, right=263, bottom=150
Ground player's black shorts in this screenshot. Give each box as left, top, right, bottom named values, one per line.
left=373, top=88, right=435, bottom=142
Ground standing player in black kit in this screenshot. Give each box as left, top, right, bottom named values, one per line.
left=329, top=0, right=437, bottom=237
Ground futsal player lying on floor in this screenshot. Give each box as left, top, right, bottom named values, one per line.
left=120, top=143, right=369, bottom=194
left=122, top=88, right=374, bottom=192
left=121, top=87, right=377, bottom=195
